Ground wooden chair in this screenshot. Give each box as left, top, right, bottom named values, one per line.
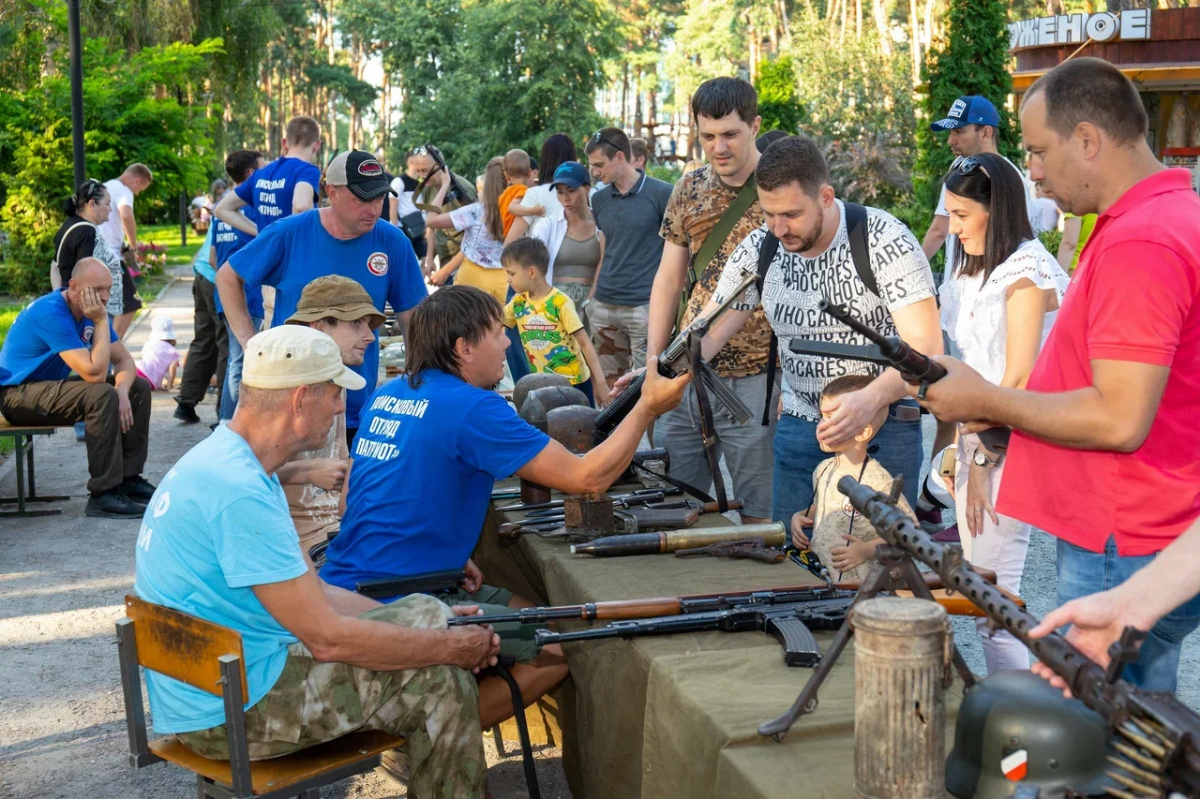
left=0, top=420, right=71, bottom=518
left=116, top=595, right=404, bottom=798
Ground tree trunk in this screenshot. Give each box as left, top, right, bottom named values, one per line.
left=840, top=0, right=848, bottom=45
left=327, top=0, right=337, bottom=151
left=924, top=0, right=936, bottom=48
left=263, top=64, right=273, bottom=152
left=621, top=63, right=629, bottom=129
left=828, top=0, right=840, bottom=43
left=747, top=18, right=759, bottom=81
left=873, top=0, right=893, bottom=56
left=634, top=66, right=644, bottom=140
left=856, top=0, right=863, bottom=39
left=646, top=68, right=658, bottom=155
left=777, top=0, right=791, bottom=46
left=379, top=60, right=391, bottom=154
left=910, top=0, right=921, bottom=80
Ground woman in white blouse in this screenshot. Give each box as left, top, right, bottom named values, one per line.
left=940, top=152, right=1070, bottom=674
left=528, top=161, right=606, bottom=322
left=425, top=157, right=508, bottom=303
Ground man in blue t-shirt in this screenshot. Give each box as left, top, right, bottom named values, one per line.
left=212, top=115, right=322, bottom=238
left=0, top=259, right=155, bottom=518
left=319, top=285, right=689, bottom=717
left=212, top=148, right=268, bottom=421
left=217, top=150, right=428, bottom=442
left=134, top=325, right=496, bottom=796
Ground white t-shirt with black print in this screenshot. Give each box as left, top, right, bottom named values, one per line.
left=714, top=200, right=936, bottom=422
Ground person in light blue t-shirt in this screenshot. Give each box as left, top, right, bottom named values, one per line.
left=134, top=324, right=497, bottom=797
left=319, top=285, right=690, bottom=712
left=217, top=150, right=427, bottom=440
left=212, top=115, right=322, bottom=239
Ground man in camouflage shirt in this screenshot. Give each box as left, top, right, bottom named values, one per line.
left=645, top=78, right=778, bottom=521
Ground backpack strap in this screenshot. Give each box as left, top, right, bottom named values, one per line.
left=757, top=232, right=781, bottom=426
left=843, top=202, right=877, bottom=297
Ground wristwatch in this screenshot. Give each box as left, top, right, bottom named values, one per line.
left=973, top=449, right=1001, bottom=469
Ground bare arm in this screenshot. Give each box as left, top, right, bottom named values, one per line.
left=215, top=263, right=257, bottom=347
left=517, top=362, right=688, bottom=494
left=574, top=329, right=610, bottom=406
left=509, top=202, right=544, bottom=218
left=921, top=214, right=948, bottom=262
left=214, top=191, right=257, bottom=237
left=292, top=182, right=316, bottom=215
left=119, top=206, right=139, bottom=250
left=647, top=240, right=692, bottom=358
left=110, top=340, right=138, bottom=391
left=253, top=565, right=498, bottom=671
left=165, top=360, right=178, bottom=390
left=586, top=232, right=605, bottom=302
left=998, top=280, right=1051, bottom=391
left=504, top=216, right=531, bottom=246
left=1056, top=216, right=1081, bottom=271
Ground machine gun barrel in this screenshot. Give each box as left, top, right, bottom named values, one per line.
left=817, top=300, right=946, bottom=386
left=593, top=272, right=760, bottom=444
left=838, top=476, right=1200, bottom=796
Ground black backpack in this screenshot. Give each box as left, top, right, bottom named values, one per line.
left=756, top=202, right=876, bottom=425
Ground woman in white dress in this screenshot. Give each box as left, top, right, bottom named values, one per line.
left=939, top=152, right=1070, bottom=674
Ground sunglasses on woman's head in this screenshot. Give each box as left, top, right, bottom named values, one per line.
left=952, top=156, right=990, bottom=179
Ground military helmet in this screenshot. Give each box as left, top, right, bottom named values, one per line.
left=946, top=670, right=1113, bottom=798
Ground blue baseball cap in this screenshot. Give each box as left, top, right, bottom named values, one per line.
left=930, top=96, right=1001, bottom=132
left=549, top=161, right=591, bottom=189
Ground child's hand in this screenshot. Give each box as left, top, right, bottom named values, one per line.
left=529, top=204, right=545, bottom=216
left=594, top=382, right=611, bottom=408
left=830, top=535, right=877, bottom=573
left=790, top=512, right=813, bottom=549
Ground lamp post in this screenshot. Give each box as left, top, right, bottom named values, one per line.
left=67, top=0, right=86, bottom=188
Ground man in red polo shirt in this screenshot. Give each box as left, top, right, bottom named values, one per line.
left=913, top=57, right=1200, bottom=692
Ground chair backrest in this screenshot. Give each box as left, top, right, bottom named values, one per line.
left=124, top=595, right=248, bottom=699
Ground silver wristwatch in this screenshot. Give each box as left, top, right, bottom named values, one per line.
left=973, top=449, right=1001, bottom=469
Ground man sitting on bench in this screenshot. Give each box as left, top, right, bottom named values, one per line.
left=319, top=285, right=690, bottom=727
left=0, top=258, right=154, bottom=518
left=134, top=325, right=499, bottom=799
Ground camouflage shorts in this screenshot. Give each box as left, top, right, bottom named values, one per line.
left=439, top=584, right=541, bottom=662
left=589, top=300, right=649, bottom=383
left=177, top=594, right=486, bottom=799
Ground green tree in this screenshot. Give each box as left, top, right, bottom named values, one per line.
left=754, top=55, right=804, bottom=134
left=915, top=0, right=1022, bottom=213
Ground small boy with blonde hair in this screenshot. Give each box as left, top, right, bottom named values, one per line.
left=790, top=374, right=915, bottom=583
left=501, top=238, right=609, bottom=408
left=500, top=149, right=542, bottom=235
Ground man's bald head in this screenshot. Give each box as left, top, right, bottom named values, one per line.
left=71, top=257, right=113, bottom=287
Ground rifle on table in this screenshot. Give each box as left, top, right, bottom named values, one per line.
left=497, top=487, right=677, bottom=515
left=829, top=478, right=1200, bottom=798
left=789, top=299, right=1011, bottom=452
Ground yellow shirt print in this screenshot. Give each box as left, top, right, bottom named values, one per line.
left=503, top=287, right=590, bottom=384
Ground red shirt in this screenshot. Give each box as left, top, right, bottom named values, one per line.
left=997, top=169, right=1200, bottom=556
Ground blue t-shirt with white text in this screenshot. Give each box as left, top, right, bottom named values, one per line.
left=212, top=206, right=264, bottom=318
left=319, top=369, right=549, bottom=591
left=133, top=425, right=307, bottom=734
left=234, top=157, right=322, bottom=229
left=0, top=291, right=118, bottom=386
left=227, top=211, right=427, bottom=426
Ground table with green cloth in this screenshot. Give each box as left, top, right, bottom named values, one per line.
left=474, top=479, right=965, bottom=799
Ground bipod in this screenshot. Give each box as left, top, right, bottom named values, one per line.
left=757, top=480, right=977, bottom=743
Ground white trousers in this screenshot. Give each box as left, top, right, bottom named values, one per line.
left=954, top=447, right=1032, bottom=674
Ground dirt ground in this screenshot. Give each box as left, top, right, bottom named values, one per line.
left=0, top=272, right=569, bottom=799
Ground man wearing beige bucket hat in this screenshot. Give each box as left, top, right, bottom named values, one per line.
left=275, top=275, right=384, bottom=554
left=135, top=323, right=497, bottom=798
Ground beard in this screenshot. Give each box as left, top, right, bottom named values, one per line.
left=781, top=207, right=826, bottom=253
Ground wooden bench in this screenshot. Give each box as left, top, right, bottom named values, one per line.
left=117, top=595, right=404, bottom=798
left=0, top=420, right=71, bottom=518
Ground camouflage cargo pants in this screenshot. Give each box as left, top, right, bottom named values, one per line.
left=589, top=300, right=649, bottom=385
left=177, top=595, right=486, bottom=799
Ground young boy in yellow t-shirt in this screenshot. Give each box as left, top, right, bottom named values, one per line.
left=501, top=238, right=610, bottom=408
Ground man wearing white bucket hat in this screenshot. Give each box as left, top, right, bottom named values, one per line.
left=134, top=324, right=497, bottom=798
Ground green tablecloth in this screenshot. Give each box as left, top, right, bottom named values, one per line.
left=475, top=481, right=963, bottom=799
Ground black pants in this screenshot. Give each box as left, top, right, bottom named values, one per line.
left=178, top=275, right=228, bottom=410
left=0, top=375, right=152, bottom=495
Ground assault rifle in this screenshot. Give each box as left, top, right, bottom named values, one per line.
left=592, top=270, right=760, bottom=446
left=813, top=477, right=1200, bottom=797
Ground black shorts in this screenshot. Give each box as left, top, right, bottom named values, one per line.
left=120, top=251, right=143, bottom=314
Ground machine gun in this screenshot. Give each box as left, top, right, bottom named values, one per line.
left=809, top=477, right=1200, bottom=798
left=789, top=299, right=1011, bottom=452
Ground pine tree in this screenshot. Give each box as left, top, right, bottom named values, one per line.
left=914, top=0, right=1022, bottom=210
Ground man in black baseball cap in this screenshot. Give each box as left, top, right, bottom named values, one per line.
left=325, top=150, right=398, bottom=201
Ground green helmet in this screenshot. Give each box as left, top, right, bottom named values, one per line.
left=946, top=670, right=1113, bottom=798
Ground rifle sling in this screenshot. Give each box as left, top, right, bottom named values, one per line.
left=690, top=331, right=729, bottom=513
left=676, top=175, right=759, bottom=332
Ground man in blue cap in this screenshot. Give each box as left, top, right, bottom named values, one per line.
left=921, top=95, right=1045, bottom=268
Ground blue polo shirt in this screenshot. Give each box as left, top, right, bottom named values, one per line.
left=227, top=211, right=426, bottom=427
left=234, top=157, right=322, bottom=228
left=0, top=291, right=118, bottom=386
left=134, top=425, right=306, bottom=733
left=212, top=206, right=264, bottom=318
left=320, top=369, right=550, bottom=592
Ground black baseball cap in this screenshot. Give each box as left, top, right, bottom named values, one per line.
left=325, top=150, right=397, bottom=200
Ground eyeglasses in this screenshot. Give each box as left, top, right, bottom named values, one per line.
left=589, top=130, right=624, bottom=154
left=952, top=156, right=990, bottom=179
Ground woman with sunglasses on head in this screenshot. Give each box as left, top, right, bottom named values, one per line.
left=424, top=156, right=509, bottom=302
left=51, top=180, right=124, bottom=318
left=939, top=152, right=1070, bottom=674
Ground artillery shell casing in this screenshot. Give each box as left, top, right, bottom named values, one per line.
left=570, top=523, right=785, bottom=556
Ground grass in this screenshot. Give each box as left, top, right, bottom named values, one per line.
left=0, top=304, right=18, bottom=456
left=134, top=223, right=206, bottom=301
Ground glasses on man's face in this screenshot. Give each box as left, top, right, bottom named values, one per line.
left=590, top=131, right=624, bottom=156
left=952, top=155, right=990, bottom=179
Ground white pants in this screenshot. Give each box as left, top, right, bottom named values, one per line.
left=955, top=441, right=1031, bottom=674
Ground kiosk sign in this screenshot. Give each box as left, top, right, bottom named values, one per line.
left=1008, top=9, right=1151, bottom=51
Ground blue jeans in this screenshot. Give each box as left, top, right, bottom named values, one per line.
left=1057, top=536, right=1200, bottom=692
left=772, top=399, right=923, bottom=525
left=504, top=287, right=531, bottom=382
left=218, top=314, right=262, bottom=421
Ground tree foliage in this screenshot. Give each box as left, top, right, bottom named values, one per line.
left=754, top=56, right=804, bottom=135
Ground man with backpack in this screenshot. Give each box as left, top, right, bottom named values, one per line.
left=699, top=135, right=941, bottom=526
